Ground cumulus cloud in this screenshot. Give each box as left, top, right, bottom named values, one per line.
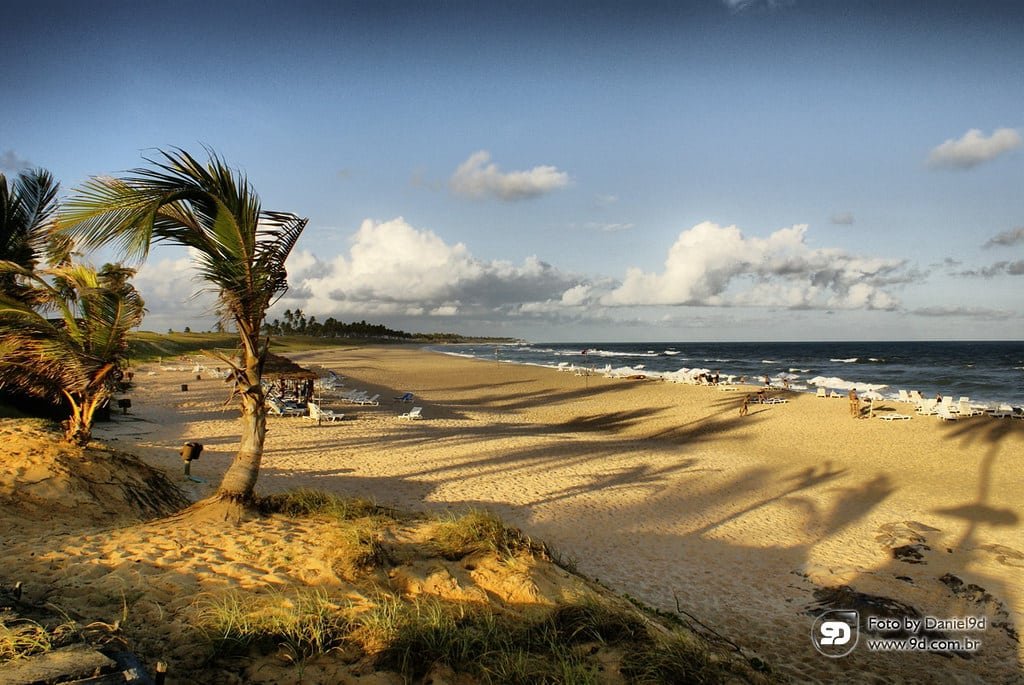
left=279, top=217, right=587, bottom=321
left=449, top=150, right=570, bottom=201
left=984, top=226, right=1024, bottom=248
left=131, top=248, right=220, bottom=329
left=830, top=211, right=855, bottom=226
left=927, top=128, right=1021, bottom=170
left=602, top=221, right=907, bottom=311
left=0, top=150, right=32, bottom=172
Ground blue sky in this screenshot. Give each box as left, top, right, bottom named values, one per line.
left=2, top=0, right=1022, bottom=341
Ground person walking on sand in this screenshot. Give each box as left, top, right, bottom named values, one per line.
left=849, top=388, right=860, bottom=418
left=739, top=394, right=750, bottom=417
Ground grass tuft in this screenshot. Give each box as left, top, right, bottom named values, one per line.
left=259, top=489, right=386, bottom=522
left=0, top=620, right=52, bottom=662
left=193, top=587, right=352, bottom=660
left=431, top=509, right=547, bottom=561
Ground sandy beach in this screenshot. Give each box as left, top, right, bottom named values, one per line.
left=7, top=344, right=1024, bottom=683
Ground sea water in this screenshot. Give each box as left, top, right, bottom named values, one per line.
left=426, top=341, right=1024, bottom=408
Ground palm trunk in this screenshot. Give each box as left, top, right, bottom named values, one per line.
left=215, top=330, right=267, bottom=504
left=62, top=391, right=104, bottom=446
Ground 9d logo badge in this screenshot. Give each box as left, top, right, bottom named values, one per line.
left=811, top=610, right=859, bottom=657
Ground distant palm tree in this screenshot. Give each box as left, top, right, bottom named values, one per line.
left=0, top=169, right=69, bottom=299
left=0, top=261, right=145, bottom=445
left=58, top=148, right=307, bottom=512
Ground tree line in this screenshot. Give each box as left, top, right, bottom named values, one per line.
left=263, top=310, right=413, bottom=339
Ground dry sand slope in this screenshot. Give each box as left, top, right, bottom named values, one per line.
left=90, top=345, right=1023, bottom=683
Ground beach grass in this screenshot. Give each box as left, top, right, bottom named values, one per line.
left=430, top=509, right=549, bottom=561
left=259, top=488, right=386, bottom=522
left=0, top=619, right=52, bottom=662
left=195, top=585, right=757, bottom=683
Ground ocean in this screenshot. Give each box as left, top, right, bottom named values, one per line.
left=426, top=340, right=1024, bottom=408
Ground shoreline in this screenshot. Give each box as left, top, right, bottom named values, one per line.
left=425, top=340, right=1024, bottom=409
left=88, top=344, right=1024, bottom=682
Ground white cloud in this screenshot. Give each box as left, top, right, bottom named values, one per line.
left=984, top=226, right=1024, bottom=248
left=449, top=150, right=570, bottom=201
left=0, top=150, right=32, bottom=172
left=602, top=221, right=907, bottom=311
left=279, top=217, right=586, bottom=321
left=926, top=128, right=1021, bottom=170
left=131, top=248, right=220, bottom=329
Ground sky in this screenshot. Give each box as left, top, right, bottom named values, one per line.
left=2, top=0, right=1022, bottom=341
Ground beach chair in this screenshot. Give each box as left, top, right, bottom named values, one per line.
left=356, top=393, right=380, bottom=406
left=878, top=413, right=911, bottom=421
left=909, top=390, right=923, bottom=403
left=816, top=387, right=827, bottom=398
left=341, top=390, right=368, bottom=403
left=394, top=392, right=415, bottom=403
left=898, top=390, right=911, bottom=403
left=936, top=405, right=959, bottom=421
left=400, top=406, right=423, bottom=419
left=829, top=390, right=842, bottom=399
left=957, top=400, right=982, bottom=417
left=989, top=404, right=1015, bottom=418
left=916, top=398, right=938, bottom=415
left=268, top=398, right=305, bottom=417
left=308, top=403, right=344, bottom=423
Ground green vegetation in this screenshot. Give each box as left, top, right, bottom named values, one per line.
left=0, top=619, right=53, bottom=662
left=1, top=166, right=145, bottom=444
left=195, top=588, right=756, bottom=684
left=431, top=509, right=548, bottom=561
left=259, top=488, right=386, bottom=521
left=59, top=148, right=307, bottom=508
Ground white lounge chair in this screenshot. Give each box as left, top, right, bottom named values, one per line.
left=957, top=400, right=982, bottom=417
left=878, top=413, right=911, bottom=421
left=916, top=399, right=938, bottom=415
left=909, top=390, right=924, bottom=403
left=816, top=387, right=827, bottom=398
left=268, top=398, right=305, bottom=417
left=936, top=405, right=959, bottom=421
left=308, top=403, right=344, bottom=423
left=356, top=393, right=380, bottom=406
left=341, top=390, right=368, bottom=403
left=990, top=404, right=1015, bottom=418
left=898, top=390, right=911, bottom=403
left=400, top=406, right=423, bottom=419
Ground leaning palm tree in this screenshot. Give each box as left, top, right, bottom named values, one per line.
left=58, top=148, right=307, bottom=512
left=0, top=261, right=145, bottom=445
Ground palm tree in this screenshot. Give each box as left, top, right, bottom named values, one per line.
left=0, top=169, right=68, bottom=299
left=0, top=261, right=145, bottom=445
left=57, top=148, right=307, bottom=511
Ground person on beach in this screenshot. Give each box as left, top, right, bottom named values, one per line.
left=849, top=388, right=860, bottom=418
left=740, top=394, right=750, bottom=417
left=756, top=389, right=767, bottom=404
